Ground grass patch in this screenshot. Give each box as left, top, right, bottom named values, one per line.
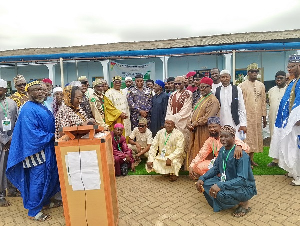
left=128, top=147, right=286, bottom=176
left=252, top=146, right=286, bottom=175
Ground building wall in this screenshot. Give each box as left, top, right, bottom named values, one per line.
left=0, top=50, right=296, bottom=90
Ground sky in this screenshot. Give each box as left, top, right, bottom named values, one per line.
left=0, top=0, right=300, bottom=51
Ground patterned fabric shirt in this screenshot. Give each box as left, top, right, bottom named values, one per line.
left=80, top=95, right=93, bottom=119
left=10, top=92, right=29, bottom=109
left=192, top=89, right=201, bottom=108
left=55, top=104, right=88, bottom=140
left=127, top=87, right=152, bottom=130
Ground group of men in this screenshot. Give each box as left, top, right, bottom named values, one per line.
left=1, top=54, right=300, bottom=219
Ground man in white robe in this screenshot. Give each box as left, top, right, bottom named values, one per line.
left=166, top=76, right=192, bottom=162
left=146, top=115, right=185, bottom=182
left=211, top=68, right=222, bottom=94
left=267, top=71, right=286, bottom=167
left=215, top=70, right=247, bottom=139
left=269, top=55, right=300, bottom=185
left=104, top=76, right=131, bottom=137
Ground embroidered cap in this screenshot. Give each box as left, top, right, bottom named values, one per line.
left=207, top=116, right=221, bottom=125
left=25, top=79, right=41, bottom=92
left=113, top=76, right=122, bottom=82
left=288, top=54, right=300, bottom=63
left=247, top=63, right=259, bottom=71
left=220, top=125, right=236, bottom=137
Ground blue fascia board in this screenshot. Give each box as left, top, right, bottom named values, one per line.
left=0, top=42, right=300, bottom=62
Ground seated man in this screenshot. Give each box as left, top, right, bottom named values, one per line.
left=128, top=117, right=153, bottom=166
left=146, top=115, right=185, bottom=182
left=111, top=123, right=135, bottom=176
left=189, top=117, right=250, bottom=179
left=196, top=125, right=257, bottom=217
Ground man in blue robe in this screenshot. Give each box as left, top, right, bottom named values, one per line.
left=150, top=80, right=169, bottom=137
left=269, top=54, right=300, bottom=185
left=196, top=125, right=256, bottom=217
left=6, top=80, right=60, bottom=221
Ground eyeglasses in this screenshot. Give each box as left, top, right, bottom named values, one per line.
left=16, top=83, right=26, bottom=87
left=275, top=77, right=285, bottom=80
left=138, top=124, right=146, bottom=128
left=174, top=83, right=182, bottom=85
left=199, top=85, right=210, bottom=90
left=287, top=64, right=297, bottom=69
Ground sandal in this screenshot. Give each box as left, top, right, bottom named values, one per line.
left=28, top=212, right=50, bottom=221
left=7, top=190, right=21, bottom=197
left=0, top=198, right=10, bottom=207
left=169, top=174, right=178, bottom=182
left=233, top=206, right=251, bottom=217
left=43, top=200, right=63, bottom=210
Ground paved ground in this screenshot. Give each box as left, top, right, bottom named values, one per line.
left=1, top=175, right=300, bottom=226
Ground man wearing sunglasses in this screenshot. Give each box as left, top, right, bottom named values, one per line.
left=238, top=63, right=267, bottom=167
left=166, top=76, right=192, bottom=167
left=9, top=74, right=28, bottom=109
left=128, top=117, right=153, bottom=166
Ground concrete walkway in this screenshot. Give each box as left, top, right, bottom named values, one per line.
left=0, top=175, right=300, bottom=226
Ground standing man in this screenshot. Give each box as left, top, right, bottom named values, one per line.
left=166, top=77, right=175, bottom=96
left=122, top=76, right=134, bottom=96
left=192, top=72, right=205, bottom=108
left=166, top=76, right=192, bottom=159
left=0, top=79, right=18, bottom=207
left=78, top=76, right=93, bottom=119
left=127, top=73, right=152, bottom=130
left=239, top=63, right=267, bottom=166
left=10, top=74, right=28, bottom=109
left=104, top=76, right=131, bottom=137
left=42, top=78, right=53, bottom=113
left=187, top=77, right=220, bottom=167
left=210, top=68, right=222, bottom=94
left=186, top=71, right=198, bottom=93
left=215, top=70, right=247, bottom=138
left=6, top=80, right=60, bottom=221
left=269, top=55, right=300, bottom=185
left=89, top=78, right=108, bottom=130
left=150, top=80, right=169, bottom=137
left=267, top=71, right=287, bottom=167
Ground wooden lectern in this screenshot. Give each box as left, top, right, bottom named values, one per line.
left=55, top=125, right=118, bottom=226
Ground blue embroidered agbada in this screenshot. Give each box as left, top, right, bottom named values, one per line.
left=199, top=146, right=257, bottom=212
left=150, top=92, right=169, bottom=137
left=6, top=101, right=60, bottom=216
left=269, top=78, right=300, bottom=176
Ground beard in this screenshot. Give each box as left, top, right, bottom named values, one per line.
left=209, top=132, right=219, bottom=138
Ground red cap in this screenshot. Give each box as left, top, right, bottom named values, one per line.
left=42, top=78, right=52, bottom=85
left=186, top=71, right=196, bottom=78
left=200, top=77, right=213, bottom=86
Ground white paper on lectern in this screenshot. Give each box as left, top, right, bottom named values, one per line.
left=66, top=150, right=101, bottom=191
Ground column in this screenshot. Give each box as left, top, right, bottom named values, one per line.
left=101, top=60, right=110, bottom=84
left=46, top=63, right=56, bottom=86
left=159, top=56, right=170, bottom=81
left=223, top=53, right=232, bottom=73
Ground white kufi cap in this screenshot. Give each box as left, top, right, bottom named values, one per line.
left=0, top=79, right=7, bottom=88
left=220, top=70, right=230, bottom=75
